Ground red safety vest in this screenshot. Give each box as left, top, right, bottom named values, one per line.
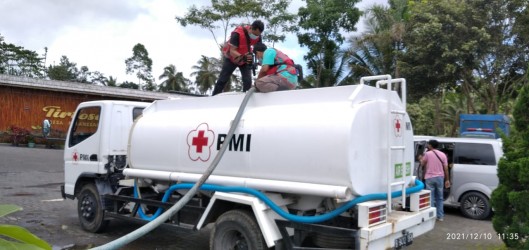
left=222, top=25, right=260, bottom=65
left=266, top=49, right=296, bottom=76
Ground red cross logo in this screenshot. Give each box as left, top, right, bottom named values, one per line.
left=192, top=130, right=208, bottom=153
left=394, top=117, right=402, bottom=137
left=73, top=151, right=78, bottom=161
left=187, top=123, right=215, bottom=161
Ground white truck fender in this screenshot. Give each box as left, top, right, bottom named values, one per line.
left=197, top=191, right=293, bottom=248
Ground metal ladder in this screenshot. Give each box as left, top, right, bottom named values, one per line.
left=383, top=78, right=408, bottom=213
left=361, top=76, right=408, bottom=213
left=388, top=109, right=407, bottom=213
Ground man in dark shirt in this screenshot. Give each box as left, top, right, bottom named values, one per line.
left=212, top=20, right=264, bottom=95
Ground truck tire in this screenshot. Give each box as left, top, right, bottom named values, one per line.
left=77, top=183, right=109, bottom=233
left=460, top=192, right=491, bottom=220
left=210, top=209, right=267, bottom=250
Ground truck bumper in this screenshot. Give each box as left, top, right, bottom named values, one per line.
left=359, top=207, right=436, bottom=249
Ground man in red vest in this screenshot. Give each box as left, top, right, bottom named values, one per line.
left=252, top=43, right=298, bottom=93
left=212, top=20, right=264, bottom=96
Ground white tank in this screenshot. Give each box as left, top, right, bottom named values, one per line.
left=128, top=83, right=415, bottom=198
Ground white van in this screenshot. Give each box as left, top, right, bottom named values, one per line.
left=414, top=136, right=503, bottom=220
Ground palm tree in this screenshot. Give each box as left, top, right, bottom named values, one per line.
left=106, top=76, right=117, bottom=87
left=306, top=48, right=349, bottom=87
left=345, top=0, right=408, bottom=83
left=158, top=64, right=188, bottom=92
left=191, top=56, right=220, bottom=94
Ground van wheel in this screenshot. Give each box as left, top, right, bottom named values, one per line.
left=460, top=192, right=491, bottom=220
left=77, top=183, right=109, bottom=233
left=210, top=209, right=267, bottom=250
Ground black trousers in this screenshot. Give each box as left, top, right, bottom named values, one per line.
left=212, top=57, right=252, bottom=96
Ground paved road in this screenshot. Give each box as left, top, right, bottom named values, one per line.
left=0, top=143, right=504, bottom=249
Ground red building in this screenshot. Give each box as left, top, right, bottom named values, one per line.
left=0, top=74, right=192, bottom=143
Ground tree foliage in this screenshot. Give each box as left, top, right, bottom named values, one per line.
left=47, top=56, right=80, bottom=82
left=175, top=0, right=297, bottom=48
left=0, top=34, right=45, bottom=78
left=191, top=55, right=220, bottom=94
left=47, top=56, right=108, bottom=85
left=106, top=76, right=118, bottom=87
left=297, top=0, right=361, bottom=87
left=400, top=0, right=529, bottom=109
left=491, top=82, right=529, bottom=249
left=400, top=0, right=487, bottom=101
left=125, top=43, right=154, bottom=90
left=119, top=81, right=139, bottom=89
left=406, top=96, right=437, bottom=136
left=344, top=0, right=408, bottom=83
left=158, top=64, right=189, bottom=92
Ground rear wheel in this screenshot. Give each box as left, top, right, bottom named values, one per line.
left=460, top=192, right=491, bottom=220
left=210, top=209, right=267, bottom=250
left=77, top=183, right=109, bottom=233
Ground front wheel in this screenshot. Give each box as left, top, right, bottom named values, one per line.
left=210, top=209, right=267, bottom=250
left=460, top=192, right=491, bottom=220
left=77, top=183, right=109, bottom=233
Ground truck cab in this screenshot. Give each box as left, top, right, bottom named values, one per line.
left=62, top=101, right=148, bottom=201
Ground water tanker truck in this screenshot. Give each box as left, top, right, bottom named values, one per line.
left=61, top=75, right=436, bottom=249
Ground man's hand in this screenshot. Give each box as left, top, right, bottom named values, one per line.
left=234, top=54, right=244, bottom=63
left=245, top=53, right=253, bottom=64
left=444, top=180, right=451, bottom=188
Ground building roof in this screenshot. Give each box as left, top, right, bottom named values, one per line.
left=0, top=74, right=200, bottom=101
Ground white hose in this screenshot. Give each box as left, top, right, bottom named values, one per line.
left=91, top=88, right=256, bottom=250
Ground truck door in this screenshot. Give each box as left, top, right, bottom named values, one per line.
left=64, top=105, right=103, bottom=193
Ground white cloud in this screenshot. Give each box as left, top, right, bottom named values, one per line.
left=0, top=0, right=388, bottom=85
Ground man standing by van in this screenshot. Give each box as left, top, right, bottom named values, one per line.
left=419, top=140, right=450, bottom=221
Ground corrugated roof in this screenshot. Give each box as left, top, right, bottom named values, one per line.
left=0, top=74, right=201, bottom=101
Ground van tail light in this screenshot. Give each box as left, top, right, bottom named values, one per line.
left=358, top=201, right=387, bottom=228
left=467, top=128, right=493, bottom=132
left=410, top=190, right=431, bottom=212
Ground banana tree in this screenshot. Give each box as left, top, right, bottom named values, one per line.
left=0, top=204, right=51, bottom=250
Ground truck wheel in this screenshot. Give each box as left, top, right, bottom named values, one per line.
left=77, top=183, right=109, bottom=233
left=460, top=192, right=491, bottom=220
left=210, top=209, right=267, bottom=250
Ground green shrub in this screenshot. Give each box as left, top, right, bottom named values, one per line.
left=491, top=83, right=529, bottom=248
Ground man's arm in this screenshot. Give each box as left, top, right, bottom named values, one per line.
left=258, top=49, right=276, bottom=79
left=257, top=65, right=269, bottom=79
left=443, top=155, right=450, bottom=187
left=419, top=154, right=427, bottom=166
left=444, top=163, right=450, bottom=187
left=228, top=33, right=244, bottom=61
